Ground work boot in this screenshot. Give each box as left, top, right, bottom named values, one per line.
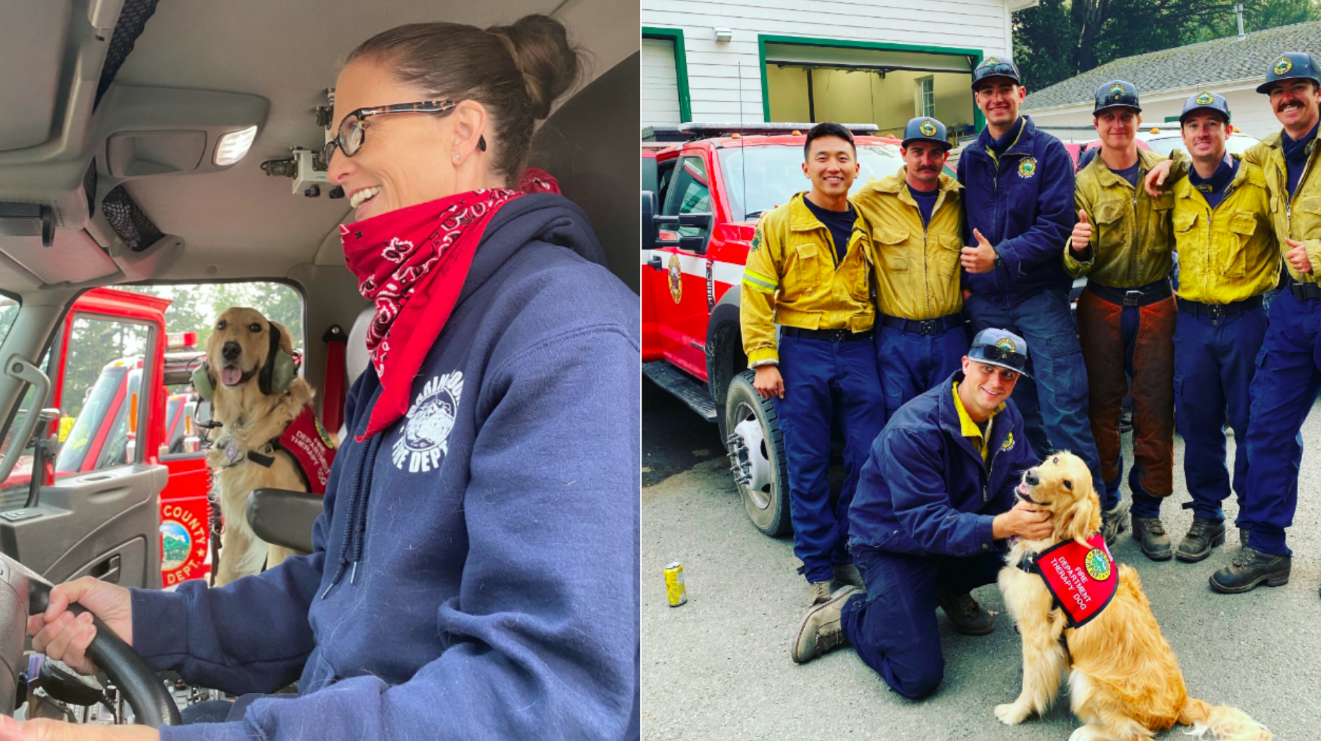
left=1131, top=516, right=1172, bottom=561
left=1175, top=517, right=1226, bottom=563
left=791, top=585, right=858, bottom=664
left=807, top=580, right=833, bottom=607
left=832, top=562, right=864, bottom=590
left=934, top=589, right=995, bottom=636
left=1209, top=547, right=1291, bottom=594
left=1101, top=500, right=1129, bottom=547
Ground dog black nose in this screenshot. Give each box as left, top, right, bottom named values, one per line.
left=1025, top=469, right=1039, bottom=486
left=222, top=341, right=241, bottom=361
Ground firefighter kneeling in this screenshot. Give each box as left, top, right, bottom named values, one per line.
left=790, top=329, right=1049, bottom=699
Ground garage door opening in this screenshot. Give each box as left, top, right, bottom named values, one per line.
left=761, top=39, right=982, bottom=143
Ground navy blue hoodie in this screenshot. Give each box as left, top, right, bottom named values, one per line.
left=131, top=194, right=641, bottom=740
left=957, top=116, right=1077, bottom=304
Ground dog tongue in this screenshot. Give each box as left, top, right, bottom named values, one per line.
left=221, top=367, right=242, bottom=386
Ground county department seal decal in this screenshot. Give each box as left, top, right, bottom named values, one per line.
left=392, top=371, right=463, bottom=473
left=1018, top=158, right=1037, bottom=179
left=668, top=253, right=683, bottom=303
left=919, top=120, right=937, bottom=137
left=1275, top=56, right=1293, bottom=76
left=1084, top=547, right=1112, bottom=581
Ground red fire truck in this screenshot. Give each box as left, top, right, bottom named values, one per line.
left=0, top=288, right=213, bottom=588
left=641, top=123, right=912, bottom=537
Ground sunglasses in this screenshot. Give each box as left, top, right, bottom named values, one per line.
left=971, top=345, right=1028, bottom=370
left=322, top=100, right=457, bottom=164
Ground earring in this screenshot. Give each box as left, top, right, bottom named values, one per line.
left=477, top=135, right=487, bottom=152
left=453, top=153, right=461, bottom=163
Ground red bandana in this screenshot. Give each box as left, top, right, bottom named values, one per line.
left=1019, top=532, right=1118, bottom=628
left=341, top=188, right=520, bottom=440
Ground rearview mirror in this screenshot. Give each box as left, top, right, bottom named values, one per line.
left=641, top=191, right=658, bottom=251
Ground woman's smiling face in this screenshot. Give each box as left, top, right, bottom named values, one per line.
left=327, top=59, right=459, bottom=221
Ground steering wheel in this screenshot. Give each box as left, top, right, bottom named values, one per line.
left=2, top=554, right=180, bottom=726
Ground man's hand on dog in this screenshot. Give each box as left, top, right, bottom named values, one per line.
left=992, top=499, right=1053, bottom=540
left=28, top=577, right=132, bottom=676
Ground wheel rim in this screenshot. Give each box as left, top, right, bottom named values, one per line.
left=727, top=401, right=774, bottom=510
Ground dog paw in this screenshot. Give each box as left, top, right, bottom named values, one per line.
left=994, top=702, right=1029, bottom=725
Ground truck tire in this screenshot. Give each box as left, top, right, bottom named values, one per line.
left=723, top=370, right=791, bottom=537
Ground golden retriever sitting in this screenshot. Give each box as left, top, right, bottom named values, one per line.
left=996, top=452, right=1270, bottom=741
left=203, top=307, right=314, bottom=587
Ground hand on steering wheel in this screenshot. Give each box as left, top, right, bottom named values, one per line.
left=0, top=715, right=160, bottom=740
left=27, top=578, right=133, bottom=677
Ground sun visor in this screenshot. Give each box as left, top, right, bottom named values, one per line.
left=0, top=1, right=73, bottom=152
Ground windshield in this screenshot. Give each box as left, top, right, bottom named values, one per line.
left=718, top=143, right=908, bottom=222
left=56, top=365, right=127, bottom=473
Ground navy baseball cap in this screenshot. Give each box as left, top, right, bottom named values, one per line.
left=1179, top=91, right=1231, bottom=124
left=1257, top=51, right=1321, bottom=94
left=901, top=117, right=952, bottom=150
left=1094, top=80, right=1141, bottom=115
left=972, top=57, right=1022, bottom=91
left=968, top=328, right=1030, bottom=377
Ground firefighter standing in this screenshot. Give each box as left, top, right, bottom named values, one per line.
left=740, top=122, right=886, bottom=606
left=956, top=57, right=1108, bottom=536
left=853, top=117, right=967, bottom=416
left=1066, top=81, right=1184, bottom=561
left=1209, top=53, right=1321, bottom=594
left=1159, top=93, right=1278, bottom=575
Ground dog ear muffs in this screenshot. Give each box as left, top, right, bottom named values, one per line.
left=192, top=362, right=216, bottom=401
left=259, top=323, right=298, bottom=395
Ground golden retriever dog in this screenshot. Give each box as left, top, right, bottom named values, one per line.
left=204, top=307, right=314, bottom=587
left=996, top=452, right=1270, bottom=741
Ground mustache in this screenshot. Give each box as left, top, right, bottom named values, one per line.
left=915, top=165, right=937, bottom=172
left=1278, top=100, right=1305, bottom=112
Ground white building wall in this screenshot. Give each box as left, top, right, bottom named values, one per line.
left=641, top=0, right=1022, bottom=126
left=1026, top=81, right=1284, bottom=141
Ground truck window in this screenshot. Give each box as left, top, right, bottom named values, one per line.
left=0, top=294, right=18, bottom=347
left=54, top=316, right=153, bottom=475
left=662, top=155, right=711, bottom=238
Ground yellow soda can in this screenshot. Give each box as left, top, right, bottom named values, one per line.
left=664, top=562, right=687, bottom=607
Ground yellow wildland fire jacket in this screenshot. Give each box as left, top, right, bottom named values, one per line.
left=741, top=193, right=874, bottom=365
left=1066, top=149, right=1184, bottom=288
left=1170, top=158, right=1279, bottom=304
left=851, top=169, right=964, bottom=320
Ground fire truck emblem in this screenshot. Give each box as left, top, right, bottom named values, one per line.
left=919, top=120, right=937, bottom=137
left=391, top=371, right=463, bottom=473
left=1018, top=158, right=1037, bottom=179
left=668, top=253, right=683, bottom=303
left=1275, top=56, right=1293, bottom=76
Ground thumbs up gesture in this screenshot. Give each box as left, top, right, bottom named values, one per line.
left=961, top=229, right=998, bottom=274
left=1071, top=209, right=1093, bottom=253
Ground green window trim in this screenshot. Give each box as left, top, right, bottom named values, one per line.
left=756, top=34, right=987, bottom=132
left=642, top=27, right=692, bottom=123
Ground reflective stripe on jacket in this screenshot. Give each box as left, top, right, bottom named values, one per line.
left=957, top=116, right=1076, bottom=302
left=852, top=169, right=964, bottom=320
left=1243, top=127, right=1321, bottom=283
left=1171, top=158, right=1279, bottom=304
left=1066, top=149, right=1182, bottom=288
left=740, top=193, right=874, bottom=365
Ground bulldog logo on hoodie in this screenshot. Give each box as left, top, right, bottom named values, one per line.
left=392, top=371, right=463, bottom=473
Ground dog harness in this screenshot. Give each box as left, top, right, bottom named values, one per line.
left=1017, top=532, right=1118, bottom=627
left=219, top=407, right=338, bottom=494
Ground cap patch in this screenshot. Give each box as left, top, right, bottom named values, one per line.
left=1018, top=158, right=1037, bottom=179
left=1275, top=56, right=1293, bottom=76
left=1109, top=84, right=1125, bottom=100
left=985, top=57, right=1000, bottom=66
left=920, top=120, right=937, bottom=137
left=1195, top=92, right=1214, bottom=105
left=996, top=337, right=1017, bottom=353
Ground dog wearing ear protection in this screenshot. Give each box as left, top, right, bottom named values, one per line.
left=996, top=452, right=1270, bottom=741
left=195, top=307, right=325, bottom=587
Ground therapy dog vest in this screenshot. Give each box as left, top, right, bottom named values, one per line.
left=1017, top=532, right=1118, bottom=627
left=241, top=407, right=338, bottom=494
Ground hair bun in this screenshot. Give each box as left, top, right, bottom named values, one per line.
left=488, top=15, right=583, bottom=120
